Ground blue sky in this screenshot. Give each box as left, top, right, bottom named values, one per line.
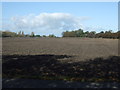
left=2, top=2, right=118, bottom=36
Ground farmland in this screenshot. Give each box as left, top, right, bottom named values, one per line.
left=2, top=37, right=120, bottom=82
left=2, top=37, right=118, bottom=61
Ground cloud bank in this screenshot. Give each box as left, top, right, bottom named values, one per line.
left=11, top=13, right=85, bottom=36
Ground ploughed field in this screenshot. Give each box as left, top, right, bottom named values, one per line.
left=2, top=37, right=120, bottom=82
left=2, top=37, right=118, bottom=61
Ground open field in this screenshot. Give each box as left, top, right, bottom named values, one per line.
left=2, top=37, right=118, bottom=61
left=2, top=37, right=120, bottom=82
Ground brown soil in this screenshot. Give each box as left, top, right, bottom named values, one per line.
left=2, top=37, right=120, bottom=82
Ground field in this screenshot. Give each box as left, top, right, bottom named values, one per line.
left=2, top=37, right=120, bottom=82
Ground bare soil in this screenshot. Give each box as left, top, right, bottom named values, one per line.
left=2, top=37, right=118, bottom=62
left=2, top=37, right=120, bottom=82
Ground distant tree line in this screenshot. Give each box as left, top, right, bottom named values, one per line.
left=1, top=29, right=120, bottom=39
left=62, top=29, right=120, bottom=39
left=0, top=30, right=56, bottom=38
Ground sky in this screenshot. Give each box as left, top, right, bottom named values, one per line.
left=2, top=2, right=118, bottom=36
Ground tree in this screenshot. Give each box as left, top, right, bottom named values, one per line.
left=100, top=31, right=104, bottom=34
left=0, top=31, right=2, bottom=37
left=30, top=32, right=35, bottom=37
left=76, top=29, right=84, bottom=37
left=42, top=35, right=46, bottom=37
left=87, top=31, right=96, bottom=38
left=2, top=31, right=17, bottom=37
left=21, top=31, right=25, bottom=37
left=68, top=31, right=76, bottom=37
left=62, top=29, right=85, bottom=37
left=105, top=30, right=112, bottom=34
left=18, top=31, right=22, bottom=37
left=25, top=34, right=30, bottom=37
left=48, top=34, right=56, bottom=37
left=35, top=35, right=41, bottom=37
left=84, top=31, right=89, bottom=37
left=62, top=31, right=70, bottom=37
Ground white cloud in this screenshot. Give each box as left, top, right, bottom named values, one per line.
left=11, top=13, right=87, bottom=36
